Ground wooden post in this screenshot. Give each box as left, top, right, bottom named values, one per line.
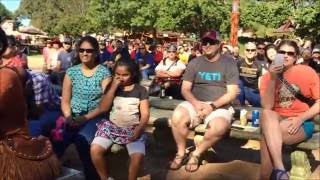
left=230, top=0, right=240, bottom=47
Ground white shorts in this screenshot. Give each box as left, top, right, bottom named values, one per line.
left=92, top=137, right=146, bottom=155
left=176, top=101, right=234, bottom=128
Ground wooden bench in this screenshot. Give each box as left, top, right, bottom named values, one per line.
left=149, top=97, right=320, bottom=179
left=148, top=97, right=320, bottom=151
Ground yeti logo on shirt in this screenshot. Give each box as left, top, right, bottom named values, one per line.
left=198, top=72, right=222, bottom=81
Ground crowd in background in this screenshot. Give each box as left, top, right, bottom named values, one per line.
left=1, top=28, right=320, bottom=179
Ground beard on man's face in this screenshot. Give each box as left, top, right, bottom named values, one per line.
left=203, top=47, right=220, bottom=59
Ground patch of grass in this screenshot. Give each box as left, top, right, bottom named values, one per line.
left=28, top=54, right=44, bottom=70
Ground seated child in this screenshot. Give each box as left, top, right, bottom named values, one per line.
left=90, top=59, right=149, bottom=180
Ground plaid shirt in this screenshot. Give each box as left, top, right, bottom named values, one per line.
left=26, top=71, right=60, bottom=109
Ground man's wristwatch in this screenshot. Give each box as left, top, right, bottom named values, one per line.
left=209, top=102, right=217, bottom=111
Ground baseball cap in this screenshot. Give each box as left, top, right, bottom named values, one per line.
left=167, top=44, right=177, bottom=52
left=312, top=45, right=320, bottom=53
left=63, top=38, right=72, bottom=44
left=202, top=30, right=221, bottom=42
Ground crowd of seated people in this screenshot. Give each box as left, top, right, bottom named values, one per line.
left=1, top=26, right=320, bottom=180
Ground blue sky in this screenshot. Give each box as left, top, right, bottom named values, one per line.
left=1, top=0, right=30, bottom=25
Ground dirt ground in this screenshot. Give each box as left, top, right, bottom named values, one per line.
left=61, top=132, right=319, bottom=180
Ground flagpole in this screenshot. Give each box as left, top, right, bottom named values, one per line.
left=230, top=0, right=240, bottom=47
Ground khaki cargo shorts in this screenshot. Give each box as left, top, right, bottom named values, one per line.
left=176, top=101, right=234, bottom=128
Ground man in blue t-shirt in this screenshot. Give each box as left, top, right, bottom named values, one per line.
left=57, top=38, right=75, bottom=72
left=99, top=40, right=112, bottom=69
left=135, top=44, right=155, bottom=80
left=54, top=38, right=75, bottom=87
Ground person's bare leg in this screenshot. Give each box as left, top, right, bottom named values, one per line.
left=194, top=118, right=229, bottom=155
left=170, top=107, right=191, bottom=168
left=261, top=109, right=285, bottom=170
left=261, top=110, right=307, bottom=179
left=128, top=153, right=144, bottom=180
left=280, top=120, right=306, bottom=145
left=91, top=144, right=109, bottom=179
left=186, top=118, right=230, bottom=172
left=260, top=135, right=273, bottom=180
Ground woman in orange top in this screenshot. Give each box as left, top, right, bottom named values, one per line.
left=259, top=40, right=320, bottom=180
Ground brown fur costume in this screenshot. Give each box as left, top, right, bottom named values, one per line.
left=0, top=29, right=60, bottom=180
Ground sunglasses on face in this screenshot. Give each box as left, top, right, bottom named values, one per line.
left=246, top=49, right=256, bottom=52
left=278, top=50, right=295, bottom=56
left=257, top=47, right=265, bottom=50
left=201, top=39, right=220, bottom=46
left=79, top=48, right=94, bottom=53
left=168, top=51, right=176, bottom=53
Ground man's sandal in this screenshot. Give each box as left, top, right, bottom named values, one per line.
left=185, top=153, right=201, bottom=172
left=168, top=154, right=188, bottom=170
left=270, top=169, right=289, bottom=180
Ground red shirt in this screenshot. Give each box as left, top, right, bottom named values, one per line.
left=130, top=50, right=136, bottom=60
left=260, top=65, right=320, bottom=117
left=154, top=51, right=164, bottom=64
left=2, top=55, right=25, bottom=68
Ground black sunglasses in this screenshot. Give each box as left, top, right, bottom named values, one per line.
left=201, top=39, right=220, bottom=46
left=257, top=47, right=265, bottom=50
left=79, top=48, right=95, bottom=53
left=278, top=50, right=295, bottom=56
left=246, top=49, right=256, bottom=52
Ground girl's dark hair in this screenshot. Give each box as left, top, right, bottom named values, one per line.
left=277, top=40, right=300, bottom=55
left=113, top=58, right=141, bottom=84
left=265, top=43, right=277, bottom=63
left=0, top=28, right=8, bottom=56
left=74, top=36, right=100, bottom=65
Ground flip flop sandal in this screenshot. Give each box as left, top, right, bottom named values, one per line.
left=168, top=154, right=188, bottom=170
left=270, top=169, right=289, bottom=180
left=185, top=153, right=201, bottom=173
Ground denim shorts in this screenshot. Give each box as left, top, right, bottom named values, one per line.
left=302, top=119, right=314, bottom=139
left=280, top=117, right=314, bottom=139
left=92, top=134, right=146, bottom=155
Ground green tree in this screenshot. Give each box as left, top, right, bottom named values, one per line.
left=16, top=0, right=89, bottom=35
left=0, top=2, right=12, bottom=21
left=240, top=0, right=294, bottom=37
left=294, top=0, right=320, bottom=41
left=14, top=0, right=319, bottom=42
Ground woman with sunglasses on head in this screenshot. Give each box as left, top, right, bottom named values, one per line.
left=259, top=40, right=320, bottom=180
left=60, top=36, right=112, bottom=179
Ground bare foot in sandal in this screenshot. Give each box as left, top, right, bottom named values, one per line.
left=169, top=154, right=187, bottom=170
left=185, top=153, right=200, bottom=172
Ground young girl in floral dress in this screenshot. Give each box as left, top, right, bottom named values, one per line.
left=90, top=59, right=149, bottom=180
